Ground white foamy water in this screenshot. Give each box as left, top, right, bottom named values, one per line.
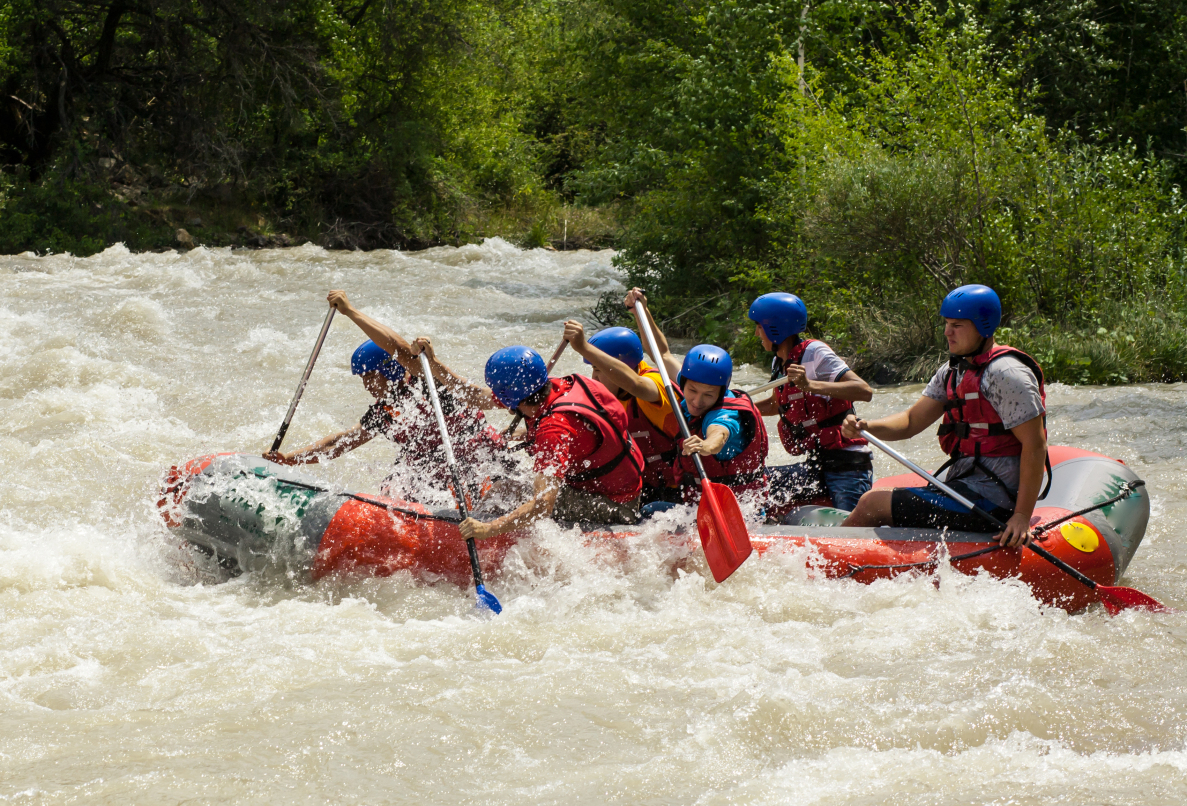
left=2, top=241, right=1186, bottom=804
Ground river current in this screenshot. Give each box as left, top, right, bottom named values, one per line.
left=2, top=241, right=1186, bottom=804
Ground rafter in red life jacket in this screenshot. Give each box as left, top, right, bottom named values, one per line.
left=936, top=343, right=1051, bottom=500
left=623, top=363, right=682, bottom=489
left=775, top=339, right=866, bottom=456
left=676, top=390, right=769, bottom=502
left=367, top=382, right=502, bottom=457
left=526, top=375, right=644, bottom=500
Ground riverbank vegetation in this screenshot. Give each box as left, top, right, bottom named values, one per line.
left=2, top=1, right=1185, bottom=382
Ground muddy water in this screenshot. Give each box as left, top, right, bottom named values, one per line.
left=2, top=241, right=1186, bottom=804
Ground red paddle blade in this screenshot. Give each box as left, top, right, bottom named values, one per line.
left=696, top=480, right=753, bottom=583
left=1097, top=585, right=1175, bottom=616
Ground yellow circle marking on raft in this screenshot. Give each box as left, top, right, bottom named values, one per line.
left=1060, top=522, right=1099, bottom=553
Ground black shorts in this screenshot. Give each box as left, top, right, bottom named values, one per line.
left=890, top=487, right=1012, bottom=533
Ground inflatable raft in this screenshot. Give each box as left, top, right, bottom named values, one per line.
left=158, top=446, right=1149, bottom=612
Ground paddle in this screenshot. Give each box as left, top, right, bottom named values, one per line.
left=744, top=375, right=790, bottom=397
left=270, top=304, right=336, bottom=454
left=419, top=353, right=503, bottom=614
left=635, top=302, right=752, bottom=582
left=860, top=429, right=1171, bottom=615
left=502, top=337, right=569, bottom=438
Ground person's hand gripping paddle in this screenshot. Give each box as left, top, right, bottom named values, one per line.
left=418, top=353, right=503, bottom=614
left=634, top=302, right=752, bottom=582
left=861, top=429, right=1171, bottom=616
left=269, top=304, right=336, bottom=454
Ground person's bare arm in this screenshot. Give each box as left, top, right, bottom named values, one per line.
left=624, top=288, right=681, bottom=381
left=841, top=396, right=945, bottom=442
left=327, top=290, right=416, bottom=370
left=410, top=337, right=498, bottom=410
left=564, top=319, right=661, bottom=402
left=264, top=425, right=373, bottom=465
left=785, top=364, right=873, bottom=403
left=755, top=395, right=780, bottom=416
left=996, top=416, right=1047, bottom=547
left=681, top=424, right=729, bottom=456
left=458, top=474, right=560, bottom=539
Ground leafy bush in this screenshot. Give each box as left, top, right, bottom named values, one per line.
left=596, top=1, right=1186, bottom=385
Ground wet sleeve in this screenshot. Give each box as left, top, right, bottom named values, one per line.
left=701, top=409, right=745, bottom=460
left=531, top=417, right=576, bottom=478
left=360, top=403, right=399, bottom=439
left=922, top=363, right=951, bottom=402
left=802, top=342, right=851, bottom=383
left=981, top=358, right=1045, bottom=431
left=359, top=405, right=380, bottom=435
left=635, top=371, right=675, bottom=432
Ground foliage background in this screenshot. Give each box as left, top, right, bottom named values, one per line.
left=1, top=0, right=1185, bottom=382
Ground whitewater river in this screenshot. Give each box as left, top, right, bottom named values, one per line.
left=2, top=241, right=1186, bottom=804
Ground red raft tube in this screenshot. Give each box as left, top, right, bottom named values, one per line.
left=158, top=446, right=1149, bottom=612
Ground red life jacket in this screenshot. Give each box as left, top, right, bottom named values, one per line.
left=775, top=339, right=866, bottom=455
left=937, top=344, right=1047, bottom=458
left=528, top=376, right=644, bottom=500
left=676, top=391, right=769, bottom=502
left=624, top=365, right=682, bottom=489
left=367, top=387, right=503, bottom=459
left=366, top=386, right=504, bottom=486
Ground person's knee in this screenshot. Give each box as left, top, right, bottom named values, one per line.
left=847, top=492, right=869, bottom=515
left=842, top=489, right=892, bottom=526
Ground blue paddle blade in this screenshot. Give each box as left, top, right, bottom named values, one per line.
left=475, top=584, right=503, bottom=614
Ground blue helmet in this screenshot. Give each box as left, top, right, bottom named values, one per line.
left=485, top=345, right=550, bottom=409
left=585, top=327, right=644, bottom=368
left=748, top=292, right=807, bottom=344
left=678, top=344, right=733, bottom=388
left=351, top=340, right=405, bottom=383
left=941, top=284, right=1001, bottom=338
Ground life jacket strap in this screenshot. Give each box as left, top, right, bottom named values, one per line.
left=784, top=406, right=853, bottom=438
left=937, top=421, right=1010, bottom=439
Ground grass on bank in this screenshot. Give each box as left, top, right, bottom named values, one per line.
left=0, top=171, right=621, bottom=254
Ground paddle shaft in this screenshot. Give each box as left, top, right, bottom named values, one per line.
left=744, top=375, right=790, bottom=397
left=860, top=429, right=1103, bottom=591
left=634, top=302, right=708, bottom=480
left=270, top=305, right=336, bottom=453
left=502, top=337, right=569, bottom=437
left=419, top=354, right=486, bottom=589
left=634, top=302, right=751, bottom=580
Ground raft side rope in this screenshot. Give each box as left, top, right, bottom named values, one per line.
left=840, top=480, right=1145, bottom=579
left=235, top=470, right=465, bottom=523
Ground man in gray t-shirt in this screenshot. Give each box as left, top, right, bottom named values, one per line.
left=920, top=355, right=1044, bottom=510
left=838, top=284, right=1048, bottom=548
